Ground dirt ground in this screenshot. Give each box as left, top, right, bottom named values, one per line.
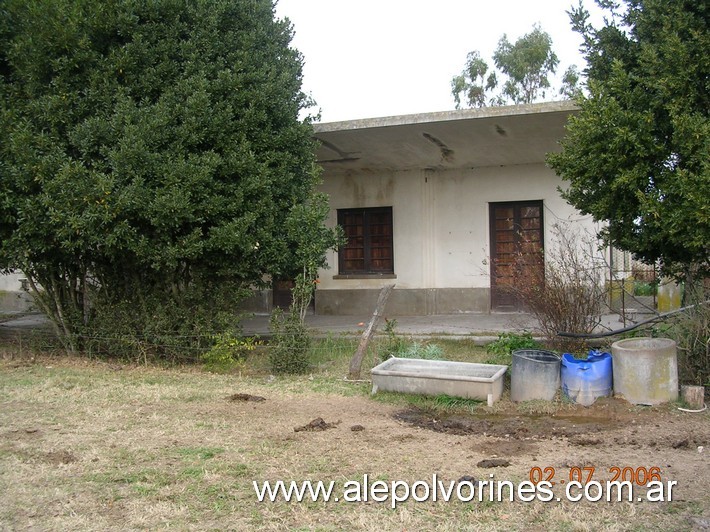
left=1, top=356, right=709, bottom=531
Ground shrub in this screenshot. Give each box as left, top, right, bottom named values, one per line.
left=80, top=284, right=248, bottom=364
left=201, top=334, right=259, bottom=373
left=485, top=332, right=541, bottom=364
left=268, top=308, right=311, bottom=375
left=505, top=222, right=607, bottom=353
left=1, top=1, right=334, bottom=357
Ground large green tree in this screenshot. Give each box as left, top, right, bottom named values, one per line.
left=452, top=25, right=571, bottom=108
left=548, top=0, right=709, bottom=281
left=0, top=0, right=339, bottom=354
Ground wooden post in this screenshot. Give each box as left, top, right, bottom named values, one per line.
left=681, top=385, right=705, bottom=410
left=348, top=284, right=395, bottom=381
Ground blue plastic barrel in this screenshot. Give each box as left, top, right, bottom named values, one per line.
left=561, top=351, right=613, bottom=406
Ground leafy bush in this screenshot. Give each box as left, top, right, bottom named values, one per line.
left=268, top=308, right=311, bottom=375
left=201, top=334, right=259, bottom=373
left=633, top=281, right=657, bottom=297
left=1, top=1, right=336, bottom=357
left=486, top=331, right=541, bottom=356
left=80, top=282, right=248, bottom=363
left=485, top=332, right=541, bottom=364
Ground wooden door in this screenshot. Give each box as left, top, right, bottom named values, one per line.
left=489, top=201, right=544, bottom=311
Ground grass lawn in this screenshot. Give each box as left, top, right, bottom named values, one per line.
left=1, top=336, right=708, bottom=531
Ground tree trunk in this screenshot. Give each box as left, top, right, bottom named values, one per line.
left=348, top=284, right=395, bottom=380
left=26, top=274, right=64, bottom=345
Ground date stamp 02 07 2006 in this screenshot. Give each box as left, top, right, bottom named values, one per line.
left=527, top=465, right=678, bottom=502
left=529, top=465, right=667, bottom=486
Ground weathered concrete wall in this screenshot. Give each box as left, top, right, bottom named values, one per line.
left=314, top=287, right=489, bottom=316
left=315, top=163, right=597, bottom=315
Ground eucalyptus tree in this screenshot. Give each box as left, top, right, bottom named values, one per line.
left=452, top=25, right=566, bottom=108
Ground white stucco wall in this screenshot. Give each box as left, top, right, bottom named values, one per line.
left=317, top=162, right=598, bottom=292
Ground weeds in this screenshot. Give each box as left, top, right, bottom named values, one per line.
left=268, top=307, right=311, bottom=375
left=667, top=288, right=710, bottom=385
left=200, top=334, right=259, bottom=373
left=377, top=319, right=442, bottom=361
left=378, top=318, right=407, bottom=360
left=372, top=390, right=483, bottom=415
left=399, top=342, right=443, bottom=360
left=485, top=332, right=541, bottom=365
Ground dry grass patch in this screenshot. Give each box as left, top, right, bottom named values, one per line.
left=0, top=349, right=708, bottom=531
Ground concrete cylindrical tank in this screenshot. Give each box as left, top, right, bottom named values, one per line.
left=611, top=337, right=678, bottom=405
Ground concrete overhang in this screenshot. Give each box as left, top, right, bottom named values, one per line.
left=313, top=101, right=578, bottom=175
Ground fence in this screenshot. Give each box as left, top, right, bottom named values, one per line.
left=607, top=247, right=659, bottom=322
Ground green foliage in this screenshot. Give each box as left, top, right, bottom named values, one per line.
left=399, top=342, right=443, bottom=360
left=560, top=65, right=583, bottom=99
left=492, top=24, right=560, bottom=104
left=549, top=0, right=710, bottom=280
left=81, top=281, right=250, bottom=363
left=452, top=24, right=569, bottom=108
left=378, top=318, right=407, bottom=360
left=485, top=332, right=541, bottom=364
left=201, top=334, right=259, bottom=373
left=633, top=281, right=657, bottom=297
left=378, top=318, right=442, bottom=361
left=667, top=286, right=710, bottom=385
left=267, top=190, right=341, bottom=375
left=0, top=0, right=337, bottom=356
left=268, top=308, right=310, bottom=375
left=282, top=193, right=344, bottom=320
left=451, top=51, right=496, bottom=109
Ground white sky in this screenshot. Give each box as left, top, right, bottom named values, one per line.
left=274, top=0, right=605, bottom=123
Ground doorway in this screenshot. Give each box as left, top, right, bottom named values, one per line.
left=489, top=201, right=544, bottom=311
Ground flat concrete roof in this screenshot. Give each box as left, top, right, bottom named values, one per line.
left=313, top=101, right=578, bottom=174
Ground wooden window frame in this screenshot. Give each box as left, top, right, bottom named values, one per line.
left=337, top=207, right=394, bottom=276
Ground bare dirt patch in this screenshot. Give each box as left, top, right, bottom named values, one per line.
left=43, top=449, right=77, bottom=465
left=393, top=408, right=616, bottom=439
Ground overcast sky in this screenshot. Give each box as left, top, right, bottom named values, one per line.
left=274, top=0, right=605, bottom=123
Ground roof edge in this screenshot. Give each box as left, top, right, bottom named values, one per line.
left=313, top=100, right=579, bottom=133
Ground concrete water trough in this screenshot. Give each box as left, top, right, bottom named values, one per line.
left=370, top=357, right=508, bottom=406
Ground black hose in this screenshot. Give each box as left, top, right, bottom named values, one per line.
left=557, top=300, right=710, bottom=339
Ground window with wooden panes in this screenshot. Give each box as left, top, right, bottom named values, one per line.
left=337, top=207, right=394, bottom=274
